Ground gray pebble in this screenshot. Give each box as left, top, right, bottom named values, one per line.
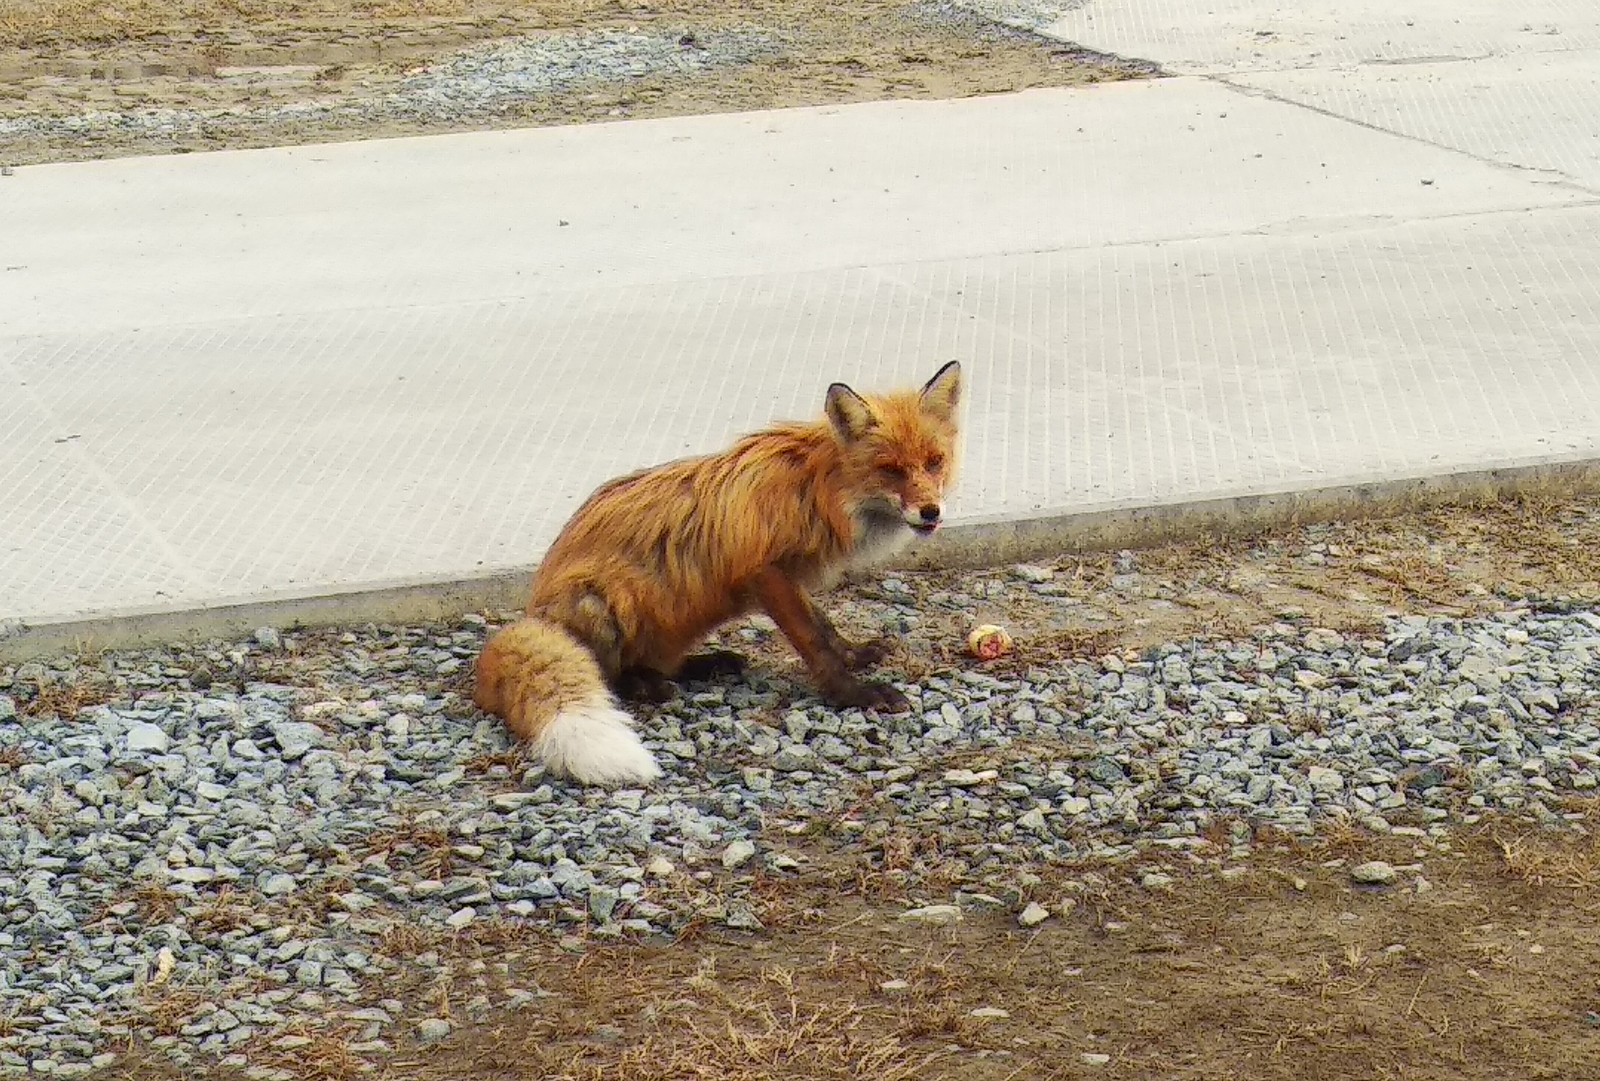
left=125, top=722, right=169, bottom=754
left=415, top=1018, right=452, bottom=1044
left=1350, top=861, right=1399, bottom=885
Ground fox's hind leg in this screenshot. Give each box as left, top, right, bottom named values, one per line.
left=548, top=589, right=665, bottom=703
left=557, top=591, right=625, bottom=675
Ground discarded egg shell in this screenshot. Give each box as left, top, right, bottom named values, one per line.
left=967, top=624, right=1014, bottom=660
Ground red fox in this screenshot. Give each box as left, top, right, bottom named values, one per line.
left=473, top=361, right=962, bottom=786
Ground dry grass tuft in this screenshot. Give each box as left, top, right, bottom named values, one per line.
left=131, top=881, right=181, bottom=925
left=259, top=1020, right=374, bottom=1081
left=1473, top=493, right=1600, bottom=587
left=1490, top=829, right=1600, bottom=891
left=462, top=747, right=524, bottom=775
left=129, top=984, right=210, bottom=1037
left=532, top=962, right=944, bottom=1081
left=362, top=820, right=456, bottom=880
left=188, top=886, right=259, bottom=935
left=15, top=670, right=114, bottom=719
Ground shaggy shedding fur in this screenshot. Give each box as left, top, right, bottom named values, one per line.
left=475, top=362, right=962, bottom=786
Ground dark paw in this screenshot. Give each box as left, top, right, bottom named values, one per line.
left=616, top=667, right=675, bottom=704
left=842, top=637, right=895, bottom=671
left=676, top=650, right=748, bottom=682
left=825, top=678, right=910, bottom=714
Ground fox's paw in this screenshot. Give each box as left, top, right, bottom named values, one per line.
left=676, top=650, right=748, bottom=682
left=824, top=677, right=910, bottom=714
left=842, top=637, right=895, bottom=671
left=616, top=667, right=675, bottom=704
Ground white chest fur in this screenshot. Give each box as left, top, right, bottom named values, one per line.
left=850, top=508, right=915, bottom=568
left=811, top=507, right=914, bottom=592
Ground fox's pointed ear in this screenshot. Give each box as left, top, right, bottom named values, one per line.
left=825, top=382, right=877, bottom=441
left=920, top=361, right=961, bottom=422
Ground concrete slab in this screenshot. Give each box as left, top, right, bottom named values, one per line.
left=1045, top=0, right=1600, bottom=75
left=1235, top=51, right=1600, bottom=193
left=0, top=80, right=1584, bottom=338
left=907, top=206, right=1600, bottom=519
left=4, top=73, right=1600, bottom=638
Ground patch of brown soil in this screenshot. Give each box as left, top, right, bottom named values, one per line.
left=0, top=0, right=1150, bottom=164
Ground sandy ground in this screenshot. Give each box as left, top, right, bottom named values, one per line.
left=0, top=0, right=1150, bottom=164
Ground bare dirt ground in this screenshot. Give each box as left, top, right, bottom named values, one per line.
left=86, top=490, right=1600, bottom=1079
left=123, top=829, right=1600, bottom=1081
left=0, top=0, right=1149, bottom=164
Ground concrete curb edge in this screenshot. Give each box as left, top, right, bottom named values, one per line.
left=5, top=455, right=1599, bottom=662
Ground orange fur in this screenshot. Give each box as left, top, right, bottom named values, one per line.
left=475, top=362, right=963, bottom=785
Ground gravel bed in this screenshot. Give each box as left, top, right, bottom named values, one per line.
left=3, top=579, right=1599, bottom=1074
left=0, top=27, right=780, bottom=146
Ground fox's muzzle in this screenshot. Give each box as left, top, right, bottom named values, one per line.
left=905, top=503, right=943, bottom=534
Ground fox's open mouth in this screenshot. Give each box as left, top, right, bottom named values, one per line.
left=911, top=522, right=939, bottom=536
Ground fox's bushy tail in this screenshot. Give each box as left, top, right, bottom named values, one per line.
left=473, top=618, right=660, bottom=786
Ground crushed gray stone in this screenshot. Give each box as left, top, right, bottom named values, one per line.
left=3, top=591, right=1598, bottom=1071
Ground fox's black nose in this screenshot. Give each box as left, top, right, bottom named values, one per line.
left=919, top=504, right=942, bottom=523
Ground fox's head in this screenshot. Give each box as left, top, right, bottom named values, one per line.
left=825, top=361, right=962, bottom=536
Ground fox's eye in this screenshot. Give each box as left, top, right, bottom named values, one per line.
left=926, top=454, right=944, bottom=472
left=880, top=464, right=907, bottom=480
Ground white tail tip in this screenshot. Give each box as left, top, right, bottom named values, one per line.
left=534, top=696, right=662, bottom=787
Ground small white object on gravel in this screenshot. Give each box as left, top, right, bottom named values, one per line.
left=1018, top=901, right=1051, bottom=927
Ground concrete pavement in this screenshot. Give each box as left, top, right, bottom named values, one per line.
left=4, top=0, right=1600, bottom=652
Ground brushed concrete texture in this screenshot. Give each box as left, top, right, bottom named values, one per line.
left=4, top=53, right=1600, bottom=646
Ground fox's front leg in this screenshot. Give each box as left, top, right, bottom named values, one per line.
left=751, top=568, right=909, bottom=712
